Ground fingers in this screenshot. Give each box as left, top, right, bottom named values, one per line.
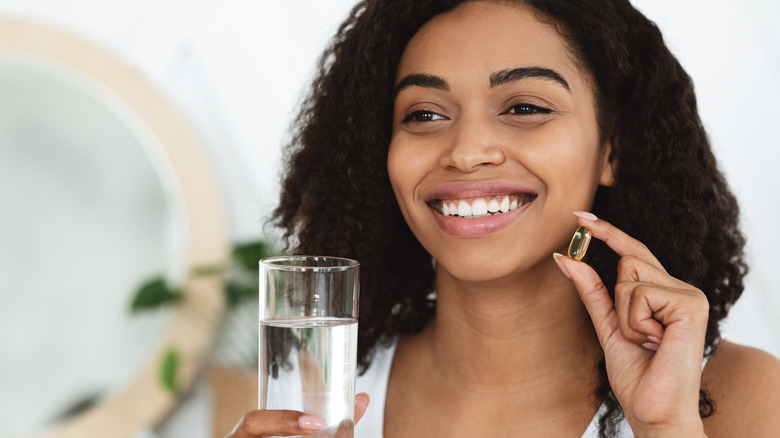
left=553, top=253, right=618, bottom=347
left=554, top=251, right=694, bottom=352
left=573, top=211, right=666, bottom=273
left=226, top=394, right=370, bottom=438
left=556, top=212, right=709, bottom=350
left=327, top=394, right=370, bottom=438
left=614, top=280, right=668, bottom=344
left=621, top=281, right=709, bottom=334
left=355, top=393, right=370, bottom=424
left=613, top=255, right=708, bottom=339
left=225, top=410, right=324, bottom=438
left=332, top=419, right=355, bottom=438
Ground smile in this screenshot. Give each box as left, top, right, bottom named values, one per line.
left=428, top=193, right=536, bottom=219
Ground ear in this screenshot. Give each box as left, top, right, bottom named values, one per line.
left=598, top=140, right=616, bottom=187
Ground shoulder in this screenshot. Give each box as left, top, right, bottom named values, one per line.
left=701, top=340, right=780, bottom=437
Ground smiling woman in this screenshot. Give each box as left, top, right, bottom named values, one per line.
left=0, top=1, right=775, bottom=437
left=225, top=0, right=780, bottom=437
left=388, top=3, right=612, bottom=282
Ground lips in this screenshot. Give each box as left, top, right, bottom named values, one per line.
left=428, top=193, right=535, bottom=218
left=425, top=181, right=538, bottom=237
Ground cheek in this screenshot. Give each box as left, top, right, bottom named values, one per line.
left=386, top=141, right=406, bottom=193
left=387, top=140, right=420, bottom=215
left=525, top=126, right=605, bottom=202
left=387, top=136, right=440, bottom=196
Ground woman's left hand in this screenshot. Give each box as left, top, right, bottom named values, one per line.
left=553, top=212, right=709, bottom=437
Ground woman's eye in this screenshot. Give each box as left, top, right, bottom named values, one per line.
left=504, top=103, right=553, bottom=115
left=401, top=109, right=446, bottom=123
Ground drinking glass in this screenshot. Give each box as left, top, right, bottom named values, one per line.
left=259, top=256, right=359, bottom=437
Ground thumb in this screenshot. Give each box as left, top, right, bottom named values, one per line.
left=355, top=393, right=370, bottom=424
left=553, top=253, right=617, bottom=343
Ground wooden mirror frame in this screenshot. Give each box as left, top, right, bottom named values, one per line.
left=0, top=16, right=230, bottom=437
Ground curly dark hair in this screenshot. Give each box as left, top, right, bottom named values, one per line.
left=270, top=0, right=748, bottom=436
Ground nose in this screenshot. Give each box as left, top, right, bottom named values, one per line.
left=440, top=116, right=505, bottom=172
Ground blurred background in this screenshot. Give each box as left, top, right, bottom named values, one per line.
left=0, top=1, right=777, bottom=437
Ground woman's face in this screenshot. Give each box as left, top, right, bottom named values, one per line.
left=387, top=1, right=614, bottom=284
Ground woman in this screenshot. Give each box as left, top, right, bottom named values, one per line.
left=229, top=0, right=780, bottom=436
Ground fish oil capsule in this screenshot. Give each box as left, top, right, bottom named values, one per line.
left=568, top=226, right=591, bottom=261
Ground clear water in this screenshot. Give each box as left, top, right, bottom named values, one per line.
left=259, top=317, right=358, bottom=437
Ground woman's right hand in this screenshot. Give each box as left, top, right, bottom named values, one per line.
left=225, top=393, right=370, bottom=438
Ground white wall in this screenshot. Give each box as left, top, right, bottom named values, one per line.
left=0, top=0, right=777, bottom=436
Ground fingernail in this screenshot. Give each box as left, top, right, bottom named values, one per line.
left=356, top=392, right=371, bottom=409
left=647, top=335, right=662, bottom=344
left=552, top=253, right=571, bottom=279
left=298, top=415, right=326, bottom=431
left=642, top=342, right=660, bottom=352
left=573, top=211, right=598, bottom=221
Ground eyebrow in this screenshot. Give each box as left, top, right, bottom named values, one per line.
left=490, top=67, right=570, bottom=92
left=394, top=66, right=571, bottom=96
left=394, top=73, right=449, bottom=96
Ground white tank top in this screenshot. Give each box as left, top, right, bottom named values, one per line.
left=355, top=340, right=635, bottom=437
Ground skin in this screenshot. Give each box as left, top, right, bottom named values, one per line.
left=388, top=5, right=613, bottom=288
left=384, top=3, right=624, bottom=436
left=225, top=396, right=369, bottom=438
left=226, top=2, right=780, bottom=437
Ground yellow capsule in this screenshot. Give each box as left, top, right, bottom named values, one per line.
left=568, top=226, right=591, bottom=261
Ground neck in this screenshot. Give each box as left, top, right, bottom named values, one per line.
left=421, top=260, right=602, bottom=391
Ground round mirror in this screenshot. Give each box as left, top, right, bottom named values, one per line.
left=0, top=17, right=229, bottom=438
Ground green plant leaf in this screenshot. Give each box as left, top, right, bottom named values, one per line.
left=160, top=347, right=179, bottom=393
left=226, top=281, right=257, bottom=307
left=233, top=240, right=273, bottom=271
left=192, top=264, right=226, bottom=277
left=129, top=277, right=182, bottom=313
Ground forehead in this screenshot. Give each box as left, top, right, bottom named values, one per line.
left=396, top=1, right=588, bottom=90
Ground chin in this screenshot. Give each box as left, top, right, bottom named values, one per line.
left=435, top=254, right=531, bottom=286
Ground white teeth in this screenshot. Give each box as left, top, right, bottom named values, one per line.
left=457, top=200, right=472, bottom=217
left=438, top=194, right=531, bottom=218
left=500, top=196, right=510, bottom=213
left=472, top=199, right=488, bottom=216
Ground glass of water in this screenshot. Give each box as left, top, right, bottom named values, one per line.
left=259, top=256, right=359, bottom=437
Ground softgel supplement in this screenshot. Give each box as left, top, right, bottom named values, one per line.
left=567, top=226, right=591, bottom=261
